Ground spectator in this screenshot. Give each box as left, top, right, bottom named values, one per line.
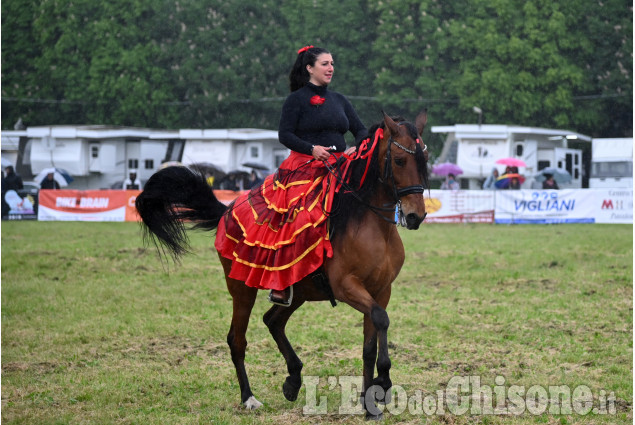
left=247, top=170, right=264, bottom=189
left=542, top=174, right=559, bottom=190
left=40, top=172, right=60, bottom=190
left=482, top=168, right=499, bottom=190
left=123, top=170, right=142, bottom=190
left=441, top=173, right=460, bottom=190
left=3, top=166, right=23, bottom=191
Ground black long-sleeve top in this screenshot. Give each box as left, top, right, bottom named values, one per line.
left=278, top=82, right=367, bottom=155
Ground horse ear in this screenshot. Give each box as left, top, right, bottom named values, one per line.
left=415, top=109, right=428, bottom=136
left=382, top=110, right=399, bottom=136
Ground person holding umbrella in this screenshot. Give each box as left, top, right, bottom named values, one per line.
left=441, top=173, right=460, bottom=190
left=40, top=172, right=60, bottom=190
left=509, top=176, right=521, bottom=190
left=542, top=174, right=559, bottom=190
left=34, top=167, right=73, bottom=188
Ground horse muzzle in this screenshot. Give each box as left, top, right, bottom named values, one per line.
left=404, top=211, right=427, bottom=230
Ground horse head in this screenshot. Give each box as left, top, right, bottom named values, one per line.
left=378, top=110, right=429, bottom=230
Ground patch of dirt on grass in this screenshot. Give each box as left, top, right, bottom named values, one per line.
left=2, top=361, right=59, bottom=374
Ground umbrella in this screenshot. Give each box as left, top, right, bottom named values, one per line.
left=494, top=173, right=525, bottom=189
left=534, top=167, right=572, bottom=184
left=34, top=167, right=73, bottom=187
left=188, top=162, right=226, bottom=178
left=220, top=170, right=251, bottom=191
left=242, top=162, right=270, bottom=171
left=495, top=157, right=527, bottom=168
left=432, top=162, right=463, bottom=176
left=188, top=162, right=227, bottom=188
left=159, top=161, right=184, bottom=169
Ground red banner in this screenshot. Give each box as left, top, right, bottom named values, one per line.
left=36, top=189, right=245, bottom=221
left=38, top=189, right=131, bottom=221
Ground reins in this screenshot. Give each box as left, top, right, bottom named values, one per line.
left=322, top=126, right=428, bottom=225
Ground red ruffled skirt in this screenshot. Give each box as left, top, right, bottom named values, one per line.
left=215, top=151, right=341, bottom=290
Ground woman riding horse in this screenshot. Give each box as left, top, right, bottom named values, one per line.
left=135, top=46, right=429, bottom=419
left=216, top=46, right=368, bottom=307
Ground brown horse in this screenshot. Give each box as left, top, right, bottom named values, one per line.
left=135, top=111, right=429, bottom=419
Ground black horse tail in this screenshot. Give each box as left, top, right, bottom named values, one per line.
left=135, top=166, right=228, bottom=261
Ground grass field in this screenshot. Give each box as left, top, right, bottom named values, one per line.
left=1, top=221, right=632, bottom=424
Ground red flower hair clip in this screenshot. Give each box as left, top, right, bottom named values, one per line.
left=297, top=45, right=314, bottom=54
left=310, top=95, right=325, bottom=106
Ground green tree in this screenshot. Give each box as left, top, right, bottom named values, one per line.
left=370, top=0, right=632, bottom=138
left=1, top=0, right=631, bottom=138
left=277, top=0, right=380, bottom=127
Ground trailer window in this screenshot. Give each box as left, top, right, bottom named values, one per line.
left=591, top=161, right=633, bottom=178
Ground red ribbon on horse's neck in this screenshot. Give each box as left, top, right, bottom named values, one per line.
left=338, top=128, right=383, bottom=191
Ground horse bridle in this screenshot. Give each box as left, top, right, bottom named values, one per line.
left=382, top=134, right=427, bottom=200
left=323, top=129, right=428, bottom=225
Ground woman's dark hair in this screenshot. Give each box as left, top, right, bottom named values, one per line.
left=289, top=46, right=330, bottom=92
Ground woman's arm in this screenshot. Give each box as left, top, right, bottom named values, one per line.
left=278, top=95, right=314, bottom=155
left=342, top=96, right=368, bottom=144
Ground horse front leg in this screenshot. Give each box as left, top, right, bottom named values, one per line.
left=333, top=278, right=393, bottom=419
left=359, top=303, right=393, bottom=420
left=370, top=287, right=392, bottom=404
left=263, top=298, right=305, bottom=402
left=362, top=315, right=378, bottom=404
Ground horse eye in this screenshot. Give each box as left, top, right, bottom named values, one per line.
left=394, top=157, right=406, bottom=167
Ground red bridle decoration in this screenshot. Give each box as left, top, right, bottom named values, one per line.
left=336, top=128, right=383, bottom=192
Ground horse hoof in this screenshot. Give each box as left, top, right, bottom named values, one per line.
left=365, top=411, right=384, bottom=421
left=282, top=377, right=300, bottom=401
left=244, top=396, right=263, bottom=410
left=371, top=378, right=392, bottom=405
left=377, top=389, right=392, bottom=405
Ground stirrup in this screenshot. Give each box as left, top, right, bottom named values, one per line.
left=268, top=286, right=293, bottom=307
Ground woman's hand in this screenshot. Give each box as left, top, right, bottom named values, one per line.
left=344, top=146, right=356, bottom=156
left=312, top=145, right=332, bottom=161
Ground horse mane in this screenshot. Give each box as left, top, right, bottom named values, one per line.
left=328, top=116, right=429, bottom=240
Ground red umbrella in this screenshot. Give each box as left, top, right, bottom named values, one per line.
left=495, top=157, right=526, bottom=168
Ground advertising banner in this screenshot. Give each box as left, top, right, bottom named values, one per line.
left=32, top=188, right=633, bottom=224
left=588, top=188, right=633, bottom=224
left=214, top=190, right=247, bottom=206
left=37, top=189, right=245, bottom=222
left=125, top=190, right=142, bottom=221
left=38, top=190, right=129, bottom=221
left=494, top=189, right=633, bottom=224
left=2, top=189, right=38, bottom=221
left=425, top=190, right=495, bottom=223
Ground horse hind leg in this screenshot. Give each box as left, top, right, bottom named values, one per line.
left=222, top=257, right=262, bottom=409
left=263, top=298, right=305, bottom=402
left=227, top=284, right=262, bottom=409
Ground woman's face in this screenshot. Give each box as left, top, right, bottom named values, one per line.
left=307, top=53, right=334, bottom=86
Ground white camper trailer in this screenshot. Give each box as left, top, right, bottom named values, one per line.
left=589, top=138, right=633, bottom=189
